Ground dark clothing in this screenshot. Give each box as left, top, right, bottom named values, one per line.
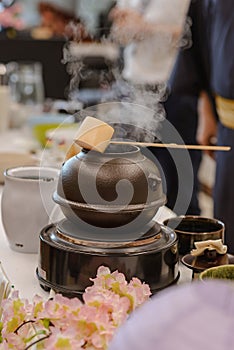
left=152, top=94, right=201, bottom=215
left=160, top=94, right=201, bottom=215
left=168, top=0, right=234, bottom=252
left=170, top=0, right=234, bottom=100
left=152, top=0, right=204, bottom=215
left=157, top=0, right=234, bottom=224
left=208, top=1, right=234, bottom=99
left=214, top=123, right=234, bottom=253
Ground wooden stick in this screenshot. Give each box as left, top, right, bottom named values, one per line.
left=111, top=140, right=231, bottom=151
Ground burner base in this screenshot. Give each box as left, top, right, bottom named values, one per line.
left=37, top=220, right=179, bottom=296
left=36, top=268, right=180, bottom=299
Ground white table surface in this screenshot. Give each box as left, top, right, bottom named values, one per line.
left=0, top=129, right=192, bottom=300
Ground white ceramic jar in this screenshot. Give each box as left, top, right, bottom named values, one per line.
left=1, top=166, right=60, bottom=253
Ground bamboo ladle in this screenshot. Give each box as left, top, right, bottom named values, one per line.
left=74, top=116, right=231, bottom=153
left=110, top=140, right=230, bottom=152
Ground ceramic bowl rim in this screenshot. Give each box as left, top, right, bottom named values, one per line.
left=5, top=166, right=59, bottom=182
left=199, top=264, right=234, bottom=281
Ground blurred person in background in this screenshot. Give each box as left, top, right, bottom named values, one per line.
left=37, top=0, right=90, bottom=40
left=109, top=0, right=190, bottom=86
left=196, top=0, right=234, bottom=253
left=165, top=0, right=234, bottom=253
left=109, top=0, right=201, bottom=215
left=155, top=0, right=203, bottom=215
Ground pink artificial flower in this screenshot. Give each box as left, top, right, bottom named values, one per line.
left=31, top=294, right=45, bottom=319
left=89, top=266, right=111, bottom=289
left=83, top=289, right=130, bottom=326
left=1, top=294, right=31, bottom=336
left=0, top=266, right=151, bottom=350
left=127, top=277, right=152, bottom=309
left=0, top=333, right=25, bottom=348
left=88, top=266, right=128, bottom=295
left=44, top=327, right=84, bottom=350
left=38, top=294, right=82, bottom=328
left=71, top=303, right=115, bottom=348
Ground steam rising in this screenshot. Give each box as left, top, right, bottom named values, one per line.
left=50, top=3, right=195, bottom=223
left=63, top=3, right=192, bottom=142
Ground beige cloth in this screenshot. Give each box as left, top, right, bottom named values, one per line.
left=191, top=239, right=227, bottom=257
left=216, top=95, right=234, bottom=129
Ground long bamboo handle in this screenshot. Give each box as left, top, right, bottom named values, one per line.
left=111, top=140, right=231, bottom=151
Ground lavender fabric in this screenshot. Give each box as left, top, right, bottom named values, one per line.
left=109, top=280, right=234, bottom=350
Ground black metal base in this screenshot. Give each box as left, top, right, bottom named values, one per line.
left=36, top=268, right=180, bottom=299
left=37, top=220, right=179, bottom=297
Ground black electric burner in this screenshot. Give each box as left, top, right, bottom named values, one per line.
left=37, top=219, right=179, bottom=298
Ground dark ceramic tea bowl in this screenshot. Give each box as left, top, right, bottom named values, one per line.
left=163, top=216, right=225, bottom=255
